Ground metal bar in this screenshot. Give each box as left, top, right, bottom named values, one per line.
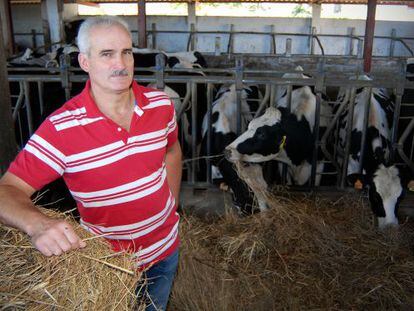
left=254, top=84, right=270, bottom=118
left=37, top=81, right=44, bottom=117
left=155, top=53, right=165, bottom=90
left=348, top=27, right=355, bottom=56
left=397, top=119, right=414, bottom=173
left=363, top=0, right=377, bottom=73
left=390, top=28, right=396, bottom=57
left=227, top=24, right=234, bottom=54
left=340, top=87, right=357, bottom=188
left=285, top=38, right=292, bottom=57
left=191, top=82, right=197, bottom=183
left=138, top=0, right=147, bottom=48
left=206, top=83, right=213, bottom=184
left=235, top=56, right=243, bottom=135
left=310, top=27, right=316, bottom=55
left=190, top=23, right=196, bottom=51
left=23, top=81, right=33, bottom=136
left=270, top=25, right=276, bottom=54
left=151, top=23, right=157, bottom=49
left=12, top=82, right=25, bottom=121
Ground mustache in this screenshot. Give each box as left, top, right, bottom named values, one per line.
left=111, top=69, right=130, bottom=77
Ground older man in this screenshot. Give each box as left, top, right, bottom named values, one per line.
left=0, top=16, right=182, bottom=310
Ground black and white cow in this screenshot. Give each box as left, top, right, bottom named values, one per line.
left=335, top=75, right=405, bottom=228
left=225, top=67, right=330, bottom=186
left=199, top=83, right=262, bottom=214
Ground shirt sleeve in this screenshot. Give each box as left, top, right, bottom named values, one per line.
left=8, top=118, right=66, bottom=190
left=166, top=103, right=179, bottom=148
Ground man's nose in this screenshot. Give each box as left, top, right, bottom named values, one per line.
left=113, top=54, right=127, bottom=68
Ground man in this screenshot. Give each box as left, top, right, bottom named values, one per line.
left=0, top=16, right=182, bottom=310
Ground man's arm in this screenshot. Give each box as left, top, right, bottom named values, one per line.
left=165, top=141, right=182, bottom=204
left=0, top=172, right=86, bottom=256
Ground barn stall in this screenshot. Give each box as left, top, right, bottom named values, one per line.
left=1, top=0, right=414, bottom=309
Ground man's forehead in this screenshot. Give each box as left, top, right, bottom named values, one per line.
left=88, top=25, right=132, bottom=50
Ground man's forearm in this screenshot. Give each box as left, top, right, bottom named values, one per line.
left=0, top=184, right=46, bottom=236
left=0, top=173, right=85, bottom=256
left=165, top=141, right=182, bottom=204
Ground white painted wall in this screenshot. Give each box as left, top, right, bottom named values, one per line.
left=9, top=4, right=414, bottom=57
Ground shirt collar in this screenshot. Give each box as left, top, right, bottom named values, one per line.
left=80, top=80, right=146, bottom=118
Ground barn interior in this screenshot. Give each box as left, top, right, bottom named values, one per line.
left=1, top=0, right=414, bottom=309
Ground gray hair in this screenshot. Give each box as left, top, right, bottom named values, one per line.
left=76, top=16, right=131, bottom=55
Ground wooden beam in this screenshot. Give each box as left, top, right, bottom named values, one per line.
left=40, top=0, right=51, bottom=52
left=4, top=0, right=16, bottom=56
left=363, top=0, right=377, bottom=73
left=0, top=15, right=17, bottom=174
left=138, top=0, right=147, bottom=48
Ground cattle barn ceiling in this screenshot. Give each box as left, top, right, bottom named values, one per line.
left=9, top=0, right=414, bottom=5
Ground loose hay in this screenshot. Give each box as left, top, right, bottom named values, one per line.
left=0, top=208, right=143, bottom=310
left=171, top=193, right=414, bottom=310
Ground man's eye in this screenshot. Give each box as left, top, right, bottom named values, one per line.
left=124, top=50, right=133, bottom=55
left=102, top=52, right=112, bottom=57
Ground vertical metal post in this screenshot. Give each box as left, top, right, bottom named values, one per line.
left=40, top=0, right=51, bottom=52
left=390, top=28, right=396, bottom=57
left=151, top=23, right=157, bottom=49
left=138, top=0, right=147, bottom=48
left=227, top=24, right=234, bottom=54
left=31, top=29, right=37, bottom=50
left=23, top=81, right=33, bottom=136
left=270, top=25, right=276, bottom=54
left=310, top=27, right=316, bottom=55
left=37, top=81, right=44, bottom=117
left=340, top=87, right=357, bottom=188
left=190, top=23, right=196, bottom=51
left=214, top=36, right=221, bottom=56
left=206, top=83, right=213, bottom=184
left=347, top=27, right=355, bottom=56
left=285, top=38, right=292, bottom=57
left=310, top=61, right=324, bottom=187
left=391, top=63, right=406, bottom=161
left=191, top=82, right=198, bottom=183
left=235, top=56, right=243, bottom=135
left=155, top=53, right=165, bottom=90
left=363, top=0, right=377, bottom=73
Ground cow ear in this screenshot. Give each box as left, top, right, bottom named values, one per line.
left=78, top=52, right=90, bottom=73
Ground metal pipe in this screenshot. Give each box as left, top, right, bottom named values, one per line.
left=23, top=81, right=33, bottom=135
left=363, top=0, right=377, bottom=73
left=340, top=87, right=357, bottom=188
left=254, top=84, right=270, bottom=118
left=206, top=83, right=213, bottom=184
left=358, top=87, right=371, bottom=174
left=191, top=82, right=197, bottom=184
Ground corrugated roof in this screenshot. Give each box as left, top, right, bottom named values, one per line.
left=10, top=0, right=414, bottom=4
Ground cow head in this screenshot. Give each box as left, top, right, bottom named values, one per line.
left=225, top=107, right=289, bottom=164
left=369, top=164, right=403, bottom=228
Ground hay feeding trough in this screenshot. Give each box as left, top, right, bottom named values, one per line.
left=0, top=208, right=143, bottom=310
left=171, top=192, right=414, bottom=310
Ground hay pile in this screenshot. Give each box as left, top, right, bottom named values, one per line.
left=0, top=208, right=143, bottom=310
left=171, top=193, right=414, bottom=310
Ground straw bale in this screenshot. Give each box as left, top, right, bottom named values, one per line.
left=170, top=193, right=414, bottom=310
left=0, top=208, right=144, bottom=310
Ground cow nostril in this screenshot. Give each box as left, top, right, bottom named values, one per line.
left=224, top=148, right=232, bottom=160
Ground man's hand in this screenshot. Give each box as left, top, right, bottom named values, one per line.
left=29, top=218, right=86, bottom=257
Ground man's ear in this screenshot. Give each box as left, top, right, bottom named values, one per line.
left=78, top=52, right=90, bottom=72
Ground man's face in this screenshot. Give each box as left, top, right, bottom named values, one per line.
left=78, top=25, right=134, bottom=94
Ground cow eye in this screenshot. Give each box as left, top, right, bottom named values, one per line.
left=255, top=129, right=266, bottom=139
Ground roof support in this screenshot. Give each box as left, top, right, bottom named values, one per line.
left=0, top=15, right=17, bottom=174
left=363, top=0, right=377, bottom=73
left=188, top=1, right=197, bottom=50
left=45, top=0, right=65, bottom=47
left=138, top=0, right=147, bottom=48
left=0, top=0, right=15, bottom=57
left=40, top=0, right=51, bottom=51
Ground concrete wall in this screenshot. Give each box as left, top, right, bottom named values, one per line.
left=9, top=4, right=414, bottom=57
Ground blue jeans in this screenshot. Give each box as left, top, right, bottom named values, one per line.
left=136, top=249, right=179, bottom=311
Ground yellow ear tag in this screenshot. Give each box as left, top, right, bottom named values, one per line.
left=279, top=135, right=287, bottom=150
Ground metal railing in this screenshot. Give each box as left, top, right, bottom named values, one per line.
left=7, top=54, right=414, bottom=190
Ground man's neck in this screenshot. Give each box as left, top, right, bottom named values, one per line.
left=90, top=83, right=135, bottom=131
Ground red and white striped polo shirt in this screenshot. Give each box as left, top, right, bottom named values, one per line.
left=8, top=80, right=180, bottom=268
